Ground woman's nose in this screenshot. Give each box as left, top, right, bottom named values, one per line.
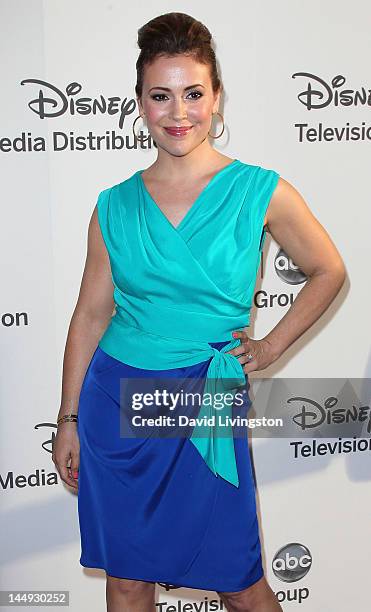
left=169, top=98, right=187, bottom=121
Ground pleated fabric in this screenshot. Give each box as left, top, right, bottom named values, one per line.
left=96, top=159, right=280, bottom=486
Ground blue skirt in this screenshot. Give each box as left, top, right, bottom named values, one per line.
left=77, top=342, right=263, bottom=592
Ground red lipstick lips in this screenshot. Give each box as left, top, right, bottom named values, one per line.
left=164, top=126, right=193, bottom=137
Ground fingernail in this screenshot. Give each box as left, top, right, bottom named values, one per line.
left=232, top=332, right=238, bottom=338
left=73, top=471, right=79, bottom=478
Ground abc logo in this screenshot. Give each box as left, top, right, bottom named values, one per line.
left=274, top=248, right=307, bottom=285
left=272, top=543, right=312, bottom=582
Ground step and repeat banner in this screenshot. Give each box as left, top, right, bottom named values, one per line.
left=1, top=1, right=370, bottom=610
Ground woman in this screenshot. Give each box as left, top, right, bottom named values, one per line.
left=52, top=12, right=345, bottom=612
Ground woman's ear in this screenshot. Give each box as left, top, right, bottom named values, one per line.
left=136, top=97, right=144, bottom=116
left=212, top=88, right=222, bottom=114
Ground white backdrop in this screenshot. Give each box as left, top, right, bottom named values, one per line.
left=1, top=1, right=370, bottom=610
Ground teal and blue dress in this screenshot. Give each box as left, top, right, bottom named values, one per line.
left=77, top=158, right=280, bottom=592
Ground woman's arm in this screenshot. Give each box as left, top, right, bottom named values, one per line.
left=231, top=177, right=346, bottom=372
left=53, top=206, right=114, bottom=489
left=57, top=206, right=115, bottom=421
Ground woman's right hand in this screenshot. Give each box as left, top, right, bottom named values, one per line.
left=52, top=423, right=80, bottom=490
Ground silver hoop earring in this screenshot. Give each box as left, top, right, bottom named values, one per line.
left=132, top=114, right=146, bottom=140
left=208, top=112, right=225, bottom=139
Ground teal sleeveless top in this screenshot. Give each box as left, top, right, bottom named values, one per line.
left=96, top=159, right=280, bottom=488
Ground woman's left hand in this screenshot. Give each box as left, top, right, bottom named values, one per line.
left=227, top=328, right=278, bottom=374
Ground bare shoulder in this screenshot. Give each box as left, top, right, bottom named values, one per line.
left=87, top=205, right=110, bottom=261
left=264, top=176, right=345, bottom=278
left=263, top=176, right=313, bottom=232
left=73, top=205, right=114, bottom=320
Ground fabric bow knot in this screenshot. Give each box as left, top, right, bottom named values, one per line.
left=189, top=338, right=247, bottom=488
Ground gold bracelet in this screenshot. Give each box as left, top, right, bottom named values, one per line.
left=57, top=413, right=78, bottom=425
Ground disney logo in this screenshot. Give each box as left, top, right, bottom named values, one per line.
left=34, top=422, right=58, bottom=454
left=292, top=72, right=371, bottom=110
left=20, top=79, right=136, bottom=128
left=290, top=396, right=371, bottom=433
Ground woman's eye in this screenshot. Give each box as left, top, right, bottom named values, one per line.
left=187, top=90, right=203, bottom=99
left=150, top=91, right=203, bottom=102
left=151, top=94, right=168, bottom=101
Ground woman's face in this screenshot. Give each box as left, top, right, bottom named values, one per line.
left=137, top=54, right=221, bottom=157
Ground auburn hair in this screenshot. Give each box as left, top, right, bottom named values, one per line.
left=135, top=12, right=222, bottom=99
